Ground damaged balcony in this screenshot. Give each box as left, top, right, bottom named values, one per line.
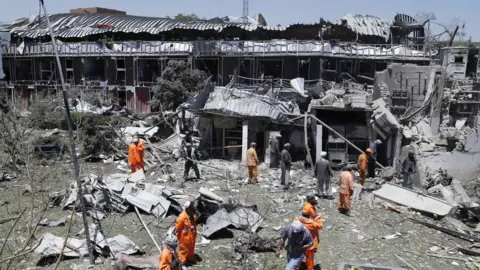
left=1, top=40, right=435, bottom=60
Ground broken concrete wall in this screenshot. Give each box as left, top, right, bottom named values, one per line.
left=418, top=128, right=480, bottom=180
left=374, top=64, right=442, bottom=114
left=440, top=47, right=469, bottom=80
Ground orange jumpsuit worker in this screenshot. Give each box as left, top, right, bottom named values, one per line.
left=159, top=235, right=181, bottom=270
left=302, top=195, right=318, bottom=218
left=357, top=148, right=371, bottom=185
left=128, top=135, right=145, bottom=173
left=175, top=201, right=197, bottom=266
left=296, top=196, right=323, bottom=270
left=246, top=142, right=259, bottom=184
left=338, top=164, right=354, bottom=216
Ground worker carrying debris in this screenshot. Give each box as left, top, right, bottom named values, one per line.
left=280, top=143, right=292, bottom=189
left=183, top=143, right=200, bottom=181
left=402, top=150, right=417, bottom=189
left=295, top=197, right=323, bottom=270
left=357, top=148, right=372, bottom=186
left=314, top=151, right=333, bottom=198
left=368, top=140, right=382, bottom=178
left=338, top=165, right=354, bottom=216
left=270, top=134, right=281, bottom=168
left=247, top=142, right=260, bottom=184
left=128, top=134, right=145, bottom=173
left=276, top=220, right=314, bottom=270
left=159, top=235, right=182, bottom=270
left=175, top=201, right=197, bottom=266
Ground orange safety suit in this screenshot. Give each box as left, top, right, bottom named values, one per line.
left=159, top=247, right=179, bottom=270
left=302, top=201, right=317, bottom=218
left=175, top=211, right=197, bottom=264
left=294, top=216, right=323, bottom=270
left=128, top=141, right=145, bottom=173
left=246, top=147, right=259, bottom=183
left=357, top=153, right=368, bottom=185
left=338, top=171, right=354, bottom=211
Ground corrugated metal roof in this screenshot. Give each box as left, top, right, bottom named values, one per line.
left=340, top=14, right=392, bottom=41
left=202, top=87, right=292, bottom=123
left=4, top=13, right=284, bottom=38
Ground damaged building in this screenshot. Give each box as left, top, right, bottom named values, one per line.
left=0, top=9, right=435, bottom=113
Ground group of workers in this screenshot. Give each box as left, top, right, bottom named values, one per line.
left=159, top=201, right=197, bottom=270
left=247, top=138, right=292, bottom=190
left=276, top=195, right=323, bottom=270
left=127, top=132, right=418, bottom=269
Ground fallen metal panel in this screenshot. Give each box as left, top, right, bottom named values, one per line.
left=199, top=187, right=224, bottom=203
left=35, top=232, right=89, bottom=258
left=373, top=183, right=453, bottom=216
left=228, top=207, right=263, bottom=233
left=203, top=208, right=232, bottom=238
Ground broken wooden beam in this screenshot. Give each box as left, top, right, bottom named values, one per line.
left=410, top=217, right=480, bottom=242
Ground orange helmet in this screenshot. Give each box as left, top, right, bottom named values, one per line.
left=366, top=148, right=372, bottom=153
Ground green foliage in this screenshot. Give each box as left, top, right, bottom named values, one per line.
left=80, top=114, right=125, bottom=157
left=174, top=13, right=200, bottom=22
left=151, top=60, right=207, bottom=111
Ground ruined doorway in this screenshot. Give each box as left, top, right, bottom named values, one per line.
left=298, top=58, right=310, bottom=80
left=239, top=59, right=255, bottom=80
left=83, top=58, right=105, bottom=81
left=257, top=59, right=282, bottom=79
left=195, top=58, right=219, bottom=83
left=137, top=59, right=161, bottom=85
left=15, top=59, right=33, bottom=81
left=466, top=49, right=479, bottom=78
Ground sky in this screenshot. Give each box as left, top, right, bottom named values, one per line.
left=0, top=0, right=478, bottom=40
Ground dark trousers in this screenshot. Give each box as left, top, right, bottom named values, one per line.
left=270, top=153, right=279, bottom=168
left=368, top=157, right=376, bottom=178
left=184, top=160, right=200, bottom=180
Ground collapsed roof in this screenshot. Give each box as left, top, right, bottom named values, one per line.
left=1, top=12, right=424, bottom=44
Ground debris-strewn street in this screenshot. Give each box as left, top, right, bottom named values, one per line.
left=0, top=154, right=478, bottom=270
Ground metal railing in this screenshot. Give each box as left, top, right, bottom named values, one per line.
left=1, top=40, right=436, bottom=60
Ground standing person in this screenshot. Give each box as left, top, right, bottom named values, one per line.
left=159, top=235, right=182, bottom=270
left=357, top=148, right=371, bottom=185
left=280, top=143, right=292, bottom=189
left=315, top=151, right=333, bottom=198
left=183, top=143, right=200, bottom=181
left=294, top=211, right=323, bottom=270
left=402, top=150, right=417, bottom=189
left=128, top=135, right=145, bottom=173
left=270, top=135, right=281, bottom=168
left=338, top=165, right=354, bottom=216
left=369, top=139, right=382, bottom=158
left=246, top=142, right=260, bottom=184
left=368, top=139, right=382, bottom=178
left=275, top=220, right=314, bottom=270
left=175, top=201, right=197, bottom=266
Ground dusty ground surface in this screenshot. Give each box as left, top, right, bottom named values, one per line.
left=0, top=154, right=475, bottom=270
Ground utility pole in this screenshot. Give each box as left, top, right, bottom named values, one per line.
left=39, top=0, right=95, bottom=265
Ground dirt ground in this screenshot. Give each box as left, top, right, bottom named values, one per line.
left=0, top=155, right=473, bottom=270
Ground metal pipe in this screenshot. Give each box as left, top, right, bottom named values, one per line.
left=40, top=0, right=94, bottom=265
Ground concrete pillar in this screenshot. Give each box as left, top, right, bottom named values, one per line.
left=315, top=125, right=323, bottom=162
left=430, top=75, right=444, bottom=135
left=264, top=132, right=271, bottom=164
left=241, top=120, right=248, bottom=164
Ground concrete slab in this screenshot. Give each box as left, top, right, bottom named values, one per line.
left=373, top=183, right=453, bottom=216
